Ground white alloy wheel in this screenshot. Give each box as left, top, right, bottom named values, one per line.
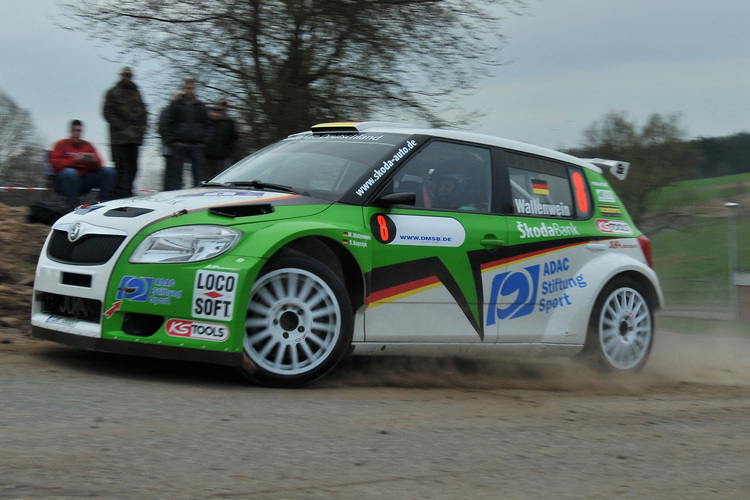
left=242, top=257, right=352, bottom=387
left=584, top=279, right=654, bottom=372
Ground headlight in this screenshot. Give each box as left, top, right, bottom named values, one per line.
left=129, top=225, right=242, bottom=263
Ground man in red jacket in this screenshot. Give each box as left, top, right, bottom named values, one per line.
left=50, top=120, right=114, bottom=209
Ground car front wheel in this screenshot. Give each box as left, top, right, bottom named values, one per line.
left=582, top=278, right=654, bottom=372
left=239, top=256, right=353, bottom=387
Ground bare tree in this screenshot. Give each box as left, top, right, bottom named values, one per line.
left=59, top=0, right=525, bottom=152
left=569, top=111, right=703, bottom=225
left=0, top=91, right=44, bottom=187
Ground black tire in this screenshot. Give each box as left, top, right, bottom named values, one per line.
left=238, top=256, right=353, bottom=387
left=581, top=277, right=654, bottom=372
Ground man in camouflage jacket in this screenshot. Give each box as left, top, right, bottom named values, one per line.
left=103, top=66, right=148, bottom=198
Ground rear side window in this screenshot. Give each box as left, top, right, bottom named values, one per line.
left=506, top=151, right=592, bottom=219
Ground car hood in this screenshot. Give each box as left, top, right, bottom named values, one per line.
left=52, top=188, right=334, bottom=234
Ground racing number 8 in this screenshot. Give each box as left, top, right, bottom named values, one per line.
left=571, top=172, right=589, bottom=214
left=376, top=215, right=389, bottom=241
left=370, top=214, right=396, bottom=244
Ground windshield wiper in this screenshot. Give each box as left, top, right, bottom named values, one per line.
left=200, top=180, right=297, bottom=193
left=222, top=180, right=297, bottom=193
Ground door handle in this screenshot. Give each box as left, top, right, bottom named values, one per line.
left=480, top=237, right=505, bottom=248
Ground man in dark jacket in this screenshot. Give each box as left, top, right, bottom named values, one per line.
left=103, top=66, right=148, bottom=198
left=160, top=78, right=210, bottom=190
left=204, top=100, right=239, bottom=181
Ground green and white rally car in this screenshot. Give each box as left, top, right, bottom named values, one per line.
left=32, top=122, right=663, bottom=387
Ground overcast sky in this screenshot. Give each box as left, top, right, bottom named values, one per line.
left=2, top=0, right=750, bottom=164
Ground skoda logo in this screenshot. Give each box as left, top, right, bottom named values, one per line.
left=68, top=222, right=82, bottom=243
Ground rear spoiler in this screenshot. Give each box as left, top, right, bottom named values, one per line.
left=583, top=158, right=630, bottom=181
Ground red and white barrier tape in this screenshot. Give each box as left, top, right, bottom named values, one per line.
left=1, top=186, right=159, bottom=193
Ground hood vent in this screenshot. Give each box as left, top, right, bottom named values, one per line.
left=105, top=206, right=154, bottom=218
left=209, top=203, right=275, bottom=218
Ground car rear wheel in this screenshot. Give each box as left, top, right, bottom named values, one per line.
left=582, top=278, right=654, bottom=372
left=239, top=256, right=353, bottom=387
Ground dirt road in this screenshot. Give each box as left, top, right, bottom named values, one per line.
left=2, top=327, right=749, bottom=499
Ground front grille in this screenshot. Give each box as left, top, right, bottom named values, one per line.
left=48, top=230, right=126, bottom=265
left=39, top=292, right=102, bottom=323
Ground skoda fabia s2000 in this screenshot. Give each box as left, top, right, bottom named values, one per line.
left=32, top=122, right=663, bottom=387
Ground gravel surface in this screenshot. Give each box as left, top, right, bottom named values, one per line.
left=1, top=203, right=749, bottom=498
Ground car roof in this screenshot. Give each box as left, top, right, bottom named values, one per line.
left=308, top=121, right=603, bottom=173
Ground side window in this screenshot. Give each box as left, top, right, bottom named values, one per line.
left=506, top=152, right=592, bottom=219
left=388, top=141, right=492, bottom=212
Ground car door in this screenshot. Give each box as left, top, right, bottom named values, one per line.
left=362, top=140, right=507, bottom=344
left=488, top=149, right=594, bottom=344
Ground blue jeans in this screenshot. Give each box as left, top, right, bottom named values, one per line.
left=204, top=157, right=233, bottom=182
left=164, top=144, right=205, bottom=191
left=54, top=167, right=115, bottom=209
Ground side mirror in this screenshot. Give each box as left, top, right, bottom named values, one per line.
left=375, top=191, right=417, bottom=206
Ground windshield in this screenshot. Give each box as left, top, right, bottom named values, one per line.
left=210, top=133, right=409, bottom=201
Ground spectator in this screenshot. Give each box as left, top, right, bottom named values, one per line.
left=50, top=120, right=114, bottom=209
left=204, top=100, right=238, bottom=181
left=160, top=78, right=210, bottom=190
left=158, top=91, right=183, bottom=185
left=103, top=66, right=148, bottom=198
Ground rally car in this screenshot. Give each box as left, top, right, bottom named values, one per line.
left=31, top=122, right=663, bottom=387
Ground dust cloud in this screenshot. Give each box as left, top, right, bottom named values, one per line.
left=323, top=330, right=750, bottom=393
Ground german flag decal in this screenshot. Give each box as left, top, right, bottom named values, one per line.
left=532, top=179, right=550, bottom=195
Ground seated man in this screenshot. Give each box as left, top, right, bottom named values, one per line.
left=431, top=173, right=463, bottom=209
left=50, top=120, right=114, bottom=209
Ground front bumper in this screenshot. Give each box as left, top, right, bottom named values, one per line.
left=31, top=325, right=243, bottom=366
left=31, top=221, right=257, bottom=360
